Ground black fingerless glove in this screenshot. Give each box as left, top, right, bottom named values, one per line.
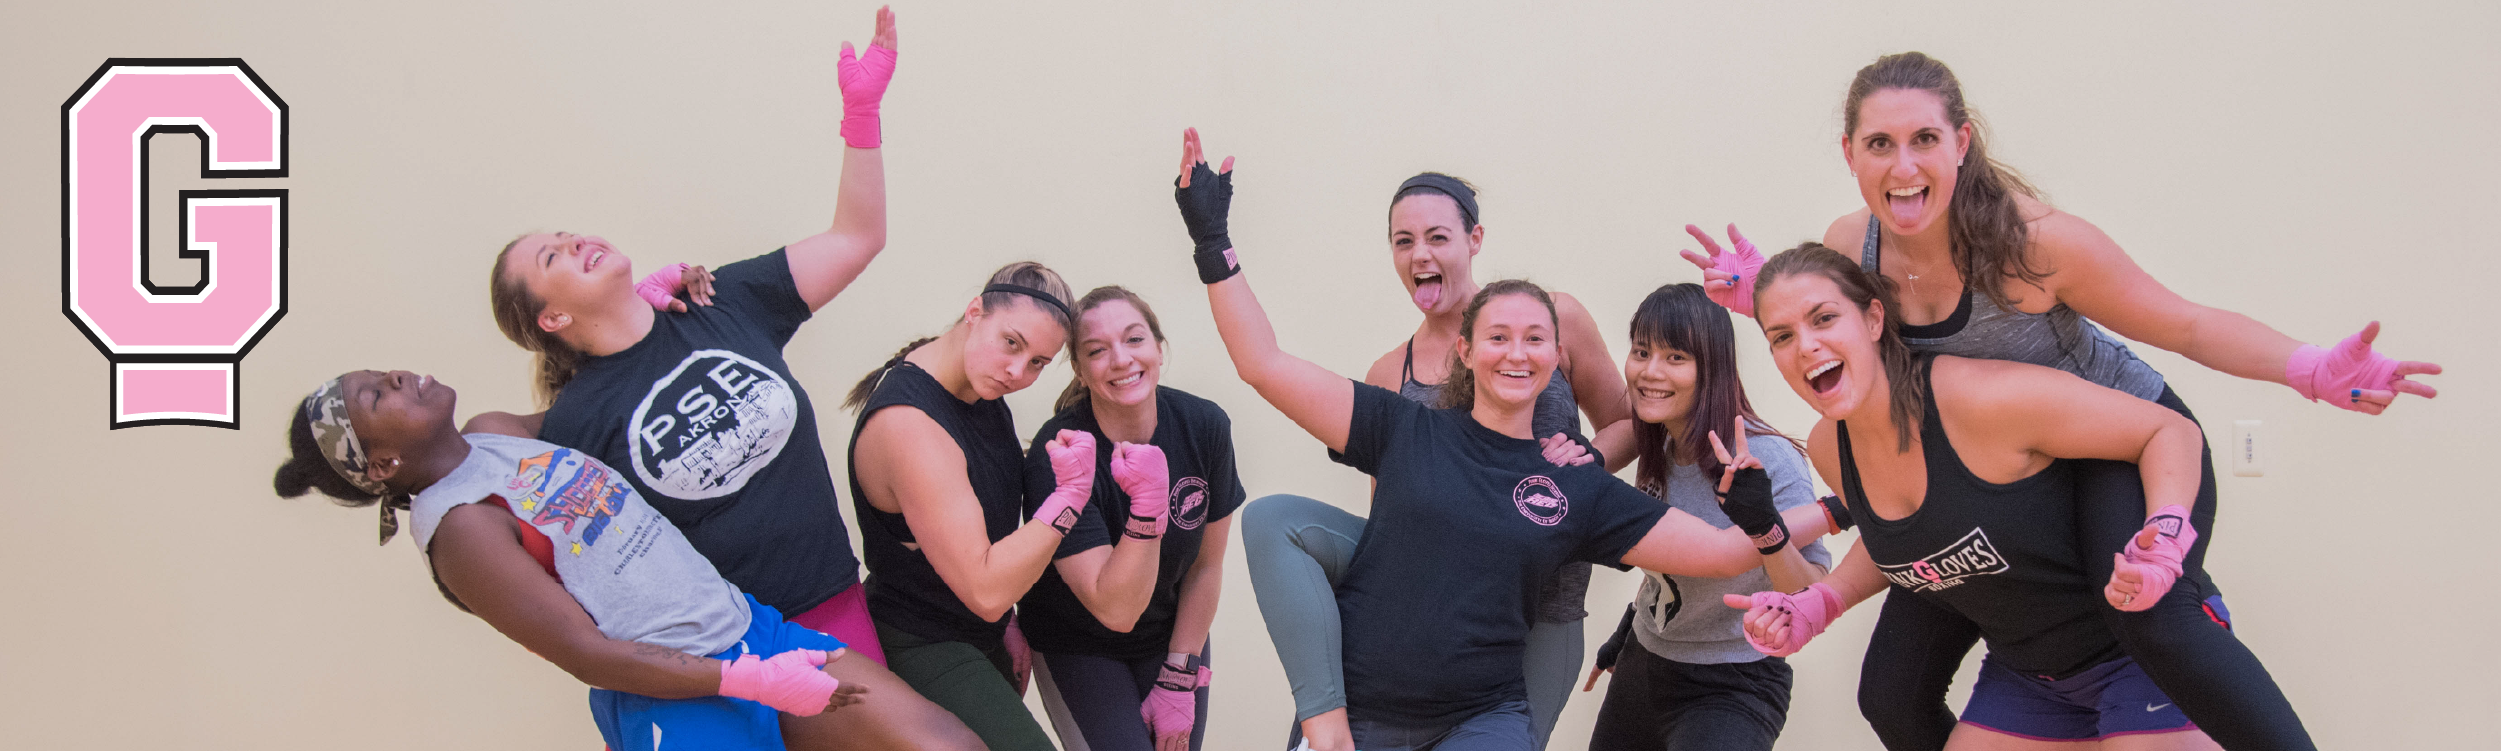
left=1817, top=494, right=1853, bottom=532
left=1593, top=603, right=1636, bottom=674
left=1718, top=467, right=1791, bottom=554
left=1174, top=161, right=1238, bottom=284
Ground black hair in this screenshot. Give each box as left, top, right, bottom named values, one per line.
left=1626, top=283, right=1796, bottom=494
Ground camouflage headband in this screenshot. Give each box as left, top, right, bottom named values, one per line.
left=303, top=378, right=401, bottom=544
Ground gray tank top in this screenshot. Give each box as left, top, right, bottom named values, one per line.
left=1861, top=217, right=2166, bottom=401
left=1399, top=337, right=1593, bottom=623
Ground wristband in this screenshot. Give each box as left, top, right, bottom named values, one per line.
left=1193, top=247, right=1240, bottom=285
left=1123, top=512, right=1165, bottom=540
left=1817, top=494, right=1853, bottom=532
left=1716, top=467, right=1788, bottom=553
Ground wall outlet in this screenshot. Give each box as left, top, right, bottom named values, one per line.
left=2231, top=420, right=2264, bottom=477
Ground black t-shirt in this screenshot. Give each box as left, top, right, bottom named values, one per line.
left=847, top=361, right=1028, bottom=645
left=539, top=249, right=858, bottom=614
left=1017, top=387, right=1246, bottom=660
left=1331, top=381, right=1668, bottom=725
left=1837, top=357, right=2121, bottom=679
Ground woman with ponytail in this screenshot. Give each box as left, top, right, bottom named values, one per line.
left=471, top=7, right=901, bottom=669
left=843, top=262, right=1155, bottom=751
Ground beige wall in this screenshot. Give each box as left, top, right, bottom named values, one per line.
left=3, top=1, right=2494, bottom=748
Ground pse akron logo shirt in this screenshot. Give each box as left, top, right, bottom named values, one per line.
left=627, top=349, right=799, bottom=500
left=1170, top=476, right=1210, bottom=531
left=1878, top=527, right=2011, bottom=592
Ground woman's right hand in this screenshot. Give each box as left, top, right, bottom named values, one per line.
left=1679, top=223, right=1766, bottom=317
left=1045, top=429, right=1098, bottom=493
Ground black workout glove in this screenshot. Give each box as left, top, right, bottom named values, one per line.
left=1174, top=161, right=1238, bottom=284
left=1817, top=494, right=1853, bottom=532
left=1718, top=467, right=1792, bottom=555
left=1593, top=603, right=1636, bottom=675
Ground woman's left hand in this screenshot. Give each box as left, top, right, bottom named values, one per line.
left=1539, top=433, right=1595, bottom=467
left=2287, top=321, right=2443, bottom=415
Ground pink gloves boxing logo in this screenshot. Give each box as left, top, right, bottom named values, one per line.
left=2106, top=505, right=2197, bottom=612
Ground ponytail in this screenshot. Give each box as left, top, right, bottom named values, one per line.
left=844, top=336, right=938, bottom=412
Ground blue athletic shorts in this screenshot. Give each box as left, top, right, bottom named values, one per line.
left=1959, top=653, right=2194, bottom=742
left=588, top=594, right=848, bottom=751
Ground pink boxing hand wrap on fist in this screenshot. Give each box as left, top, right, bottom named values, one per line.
left=635, top=263, right=691, bottom=311
left=1141, top=659, right=1209, bottom=738
left=2107, top=504, right=2197, bottom=612
left=1109, top=442, right=1171, bottom=540
left=2284, top=324, right=2403, bottom=412
left=1732, top=583, right=1843, bottom=657
left=1034, top=430, right=1096, bottom=535
left=836, top=43, right=897, bottom=149
left=719, top=650, right=838, bottom=716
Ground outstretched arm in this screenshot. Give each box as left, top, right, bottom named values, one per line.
left=1176, top=128, right=1355, bottom=451
left=787, top=7, right=898, bottom=311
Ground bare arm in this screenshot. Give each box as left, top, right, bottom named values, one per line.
left=429, top=504, right=724, bottom=698
left=1945, top=358, right=2201, bottom=521
left=2029, top=211, right=2302, bottom=384
left=860, top=408, right=1069, bottom=621
left=1048, top=536, right=1165, bottom=633
left=1167, top=515, right=1230, bottom=657
left=1554, top=292, right=1633, bottom=432
left=460, top=410, right=544, bottom=439
left=1619, top=508, right=1775, bottom=579
left=1208, top=274, right=1356, bottom=452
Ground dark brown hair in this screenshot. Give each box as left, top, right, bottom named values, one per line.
left=1626, top=283, right=1793, bottom=494
left=1053, top=285, right=1169, bottom=414
left=487, top=234, right=583, bottom=407
left=1388, top=172, right=1481, bottom=233
left=844, top=261, right=1075, bottom=411
left=1435, top=279, right=1558, bottom=414
left=1845, top=51, right=2047, bottom=311
left=1755, top=242, right=1928, bottom=451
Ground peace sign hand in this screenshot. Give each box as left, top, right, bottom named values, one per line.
left=1711, top=416, right=1790, bottom=553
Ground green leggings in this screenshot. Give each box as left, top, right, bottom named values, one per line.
left=876, top=620, right=1058, bottom=751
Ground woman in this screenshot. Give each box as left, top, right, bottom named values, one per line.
left=1578, top=284, right=1833, bottom=751
left=470, top=7, right=902, bottom=664
left=1239, top=167, right=1635, bottom=750
left=272, top=369, right=979, bottom=751
left=1175, top=129, right=1820, bottom=751
left=1730, top=244, right=2223, bottom=749
left=1686, top=52, right=2440, bottom=751
left=844, top=262, right=1167, bottom=751
left=1021, top=286, right=1239, bottom=751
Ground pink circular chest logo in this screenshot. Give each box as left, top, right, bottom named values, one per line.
left=1513, top=475, right=1569, bottom=526
left=1170, top=476, right=1210, bottom=531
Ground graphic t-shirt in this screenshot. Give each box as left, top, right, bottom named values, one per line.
left=1017, top=387, right=1246, bottom=660
left=1629, top=434, right=1832, bottom=665
left=411, top=433, right=750, bottom=656
left=539, top=249, right=859, bottom=615
left=1331, top=382, right=1668, bottom=725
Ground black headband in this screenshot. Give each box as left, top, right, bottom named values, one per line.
left=1394, top=173, right=1480, bottom=229
left=983, top=283, right=1071, bottom=320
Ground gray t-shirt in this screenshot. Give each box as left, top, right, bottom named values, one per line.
left=411, top=433, right=750, bottom=656
left=1629, top=433, right=1832, bottom=665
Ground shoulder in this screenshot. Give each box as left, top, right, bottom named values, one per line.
left=2020, top=205, right=2124, bottom=274
left=711, top=248, right=792, bottom=283
left=1805, top=418, right=1842, bottom=475
left=1930, top=355, right=2082, bottom=415
left=1159, top=386, right=1231, bottom=427
left=1822, top=209, right=1875, bottom=250
left=1363, top=344, right=1406, bottom=390
left=1746, top=432, right=1809, bottom=468
left=1551, top=290, right=1595, bottom=324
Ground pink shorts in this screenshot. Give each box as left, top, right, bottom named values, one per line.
left=785, top=582, right=886, bottom=666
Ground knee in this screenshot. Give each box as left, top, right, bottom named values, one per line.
left=1241, top=494, right=1321, bottom=549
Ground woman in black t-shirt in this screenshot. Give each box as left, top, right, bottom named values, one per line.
left=1019, top=286, right=1241, bottom=751
left=1727, top=244, right=2222, bottom=749
left=1170, top=129, right=1819, bottom=751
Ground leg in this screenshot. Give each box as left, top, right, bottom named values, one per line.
left=876, top=621, right=1059, bottom=751
left=1241, top=494, right=1367, bottom=724
left=781, top=649, right=987, bottom=751
left=1943, top=724, right=2103, bottom=751
left=1429, top=701, right=1537, bottom=751
left=1520, top=617, right=1584, bottom=750
left=1655, top=658, right=1792, bottom=751
left=1586, top=644, right=1671, bottom=751
left=1034, top=651, right=1154, bottom=751
left=1858, top=590, right=1981, bottom=751
left=2101, top=731, right=2223, bottom=751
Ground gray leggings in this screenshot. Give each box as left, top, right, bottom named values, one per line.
left=1242, top=494, right=1583, bottom=750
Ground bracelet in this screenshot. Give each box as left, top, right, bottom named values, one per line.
left=1193, top=247, right=1240, bottom=285
left=1123, top=512, right=1165, bottom=540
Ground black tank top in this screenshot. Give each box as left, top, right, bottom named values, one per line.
left=1837, top=356, right=2121, bottom=678
left=848, top=360, right=1027, bottom=645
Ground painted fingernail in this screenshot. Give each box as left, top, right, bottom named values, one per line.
left=2351, top=389, right=2360, bottom=398
left=1732, top=274, right=1742, bottom=282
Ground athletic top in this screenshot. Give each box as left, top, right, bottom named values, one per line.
left=540, top=249, right=860, bottom=615
left=1017, top=387, right=1247, bottom=660
left=411, top=433, right=750, bottom=657
left=847, top=360, right=1027, bottom=645
left=1836, top=356, right=2123, bottom=678
left=1629, top=434, right=1832, bottom=665
left=1333, top=382, right=1669, bottom=725
left=1398, top=337, right=1594, bottom=624
left=1861, top=216, right=2166, bottom=401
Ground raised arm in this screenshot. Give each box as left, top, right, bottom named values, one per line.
left=1554, top=291, right=1633, bottom=431
left=859, top=409, right=1090, bottom=621
left=429, top=504, right=861, bottom=712
left=1175, top=128, right=1355, bottom=451
left=2033, top=210, right=2440, bottom=414
left=785, top=7, right=898, bottom=311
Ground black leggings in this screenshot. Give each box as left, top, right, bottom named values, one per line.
left=1856, top=387, right=2315, bottom=751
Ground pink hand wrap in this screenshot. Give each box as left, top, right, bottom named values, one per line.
left=836, top=43, right=897, bottom=149
left=718, top=649, right=838, bottom=716
left=2106, top=504, right=2197, bottom=612
left=2284, top=323, right=2403, bottom=412
left=1109, top=442, right=1171, bottom=539
left=1697, top=229, right=1766, bottom=317
left=1141, top=660, right=1209, bottom=739
left=1033, top=430, right=1096, bottom=535
left=635, top=263, right=691, bottom=311
left=1726, top=583, right=1843, bottom=657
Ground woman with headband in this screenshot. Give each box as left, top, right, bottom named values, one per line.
left=842, top=262, right=1167, bottom=751
left=1020, top=286, right=1241, bottom=751
left=471, top=7, right=902, bottom=667
left=1726, top=244, right=2223, bottom=749
left=1176, top=129, right=1824, bottom=751
left=271, top=370, right=979, bottom=750
left=1239, top=170, right=1636, bottom=750
left=1687, top=51, right=2442, bottom=751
